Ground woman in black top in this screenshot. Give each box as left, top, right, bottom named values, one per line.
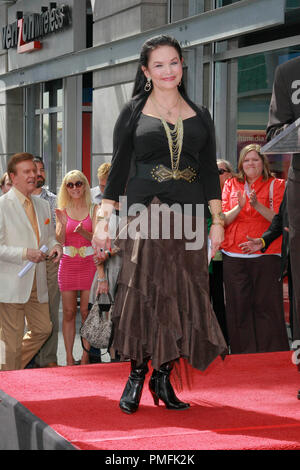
left=93, top=35, right=227, bottom=414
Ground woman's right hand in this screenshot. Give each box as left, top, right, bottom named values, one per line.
left=55, top=208, right=68, bottom=226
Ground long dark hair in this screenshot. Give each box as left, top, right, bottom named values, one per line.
left=132, top=35, right=187, bottom=98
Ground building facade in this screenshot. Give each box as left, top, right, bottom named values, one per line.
left=0, top=0, right=299, bottom=192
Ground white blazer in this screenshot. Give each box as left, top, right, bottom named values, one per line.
left=0, top=189, right=59, bottom=303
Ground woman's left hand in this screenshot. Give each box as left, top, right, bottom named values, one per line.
left=96, top=279, right=109, bottom=296
left=74, top=221, right=85, bottom=235
left=92, top=220, right=111, bottom=259
left=209, top=224, right=224, bottom=259
left=249, top=190, right=258, bottom=208
left=48, top=245, right=63, bottom=263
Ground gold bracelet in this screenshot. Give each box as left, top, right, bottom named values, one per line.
left=260, top=237, right=266, bottom=249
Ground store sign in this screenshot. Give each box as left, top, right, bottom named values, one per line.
left=237, top=130, right=267, bottom=158
left=2, top=4, right=71, bottom=53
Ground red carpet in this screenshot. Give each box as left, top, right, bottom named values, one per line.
left=0, top=351, right=299, bottom=450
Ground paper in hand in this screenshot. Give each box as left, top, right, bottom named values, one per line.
left=18, top=245, right=48, bottom=278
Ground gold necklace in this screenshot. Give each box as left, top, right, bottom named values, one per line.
left=151, top=94, right=181, bottom=118
left=150, top=96, right=184, bottom=179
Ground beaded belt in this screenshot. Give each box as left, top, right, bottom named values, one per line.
left=63, top=246, right=94, bottom=257
left=136, top=163, right=197, bottom=183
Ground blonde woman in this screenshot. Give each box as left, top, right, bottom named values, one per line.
left=0, top=172, right=12, bottom=194
left=56, top=170, right=97, bottom=365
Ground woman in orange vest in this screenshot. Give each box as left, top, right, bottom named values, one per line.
left=222, top=144, right=289, bottom=354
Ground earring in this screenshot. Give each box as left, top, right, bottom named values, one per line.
left=144, top=77, right=152, bottom=92
left=178, top=80, right=182, bottom=87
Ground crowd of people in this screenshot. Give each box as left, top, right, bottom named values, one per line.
left=0, top=34, right=299, bottom=413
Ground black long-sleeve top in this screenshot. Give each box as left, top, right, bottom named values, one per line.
left=103, top=93, right=221, bottom=214
left=261, top=186, right=289, bottom=279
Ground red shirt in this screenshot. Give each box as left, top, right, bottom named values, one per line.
left=222, top=175, right=285, bottom=255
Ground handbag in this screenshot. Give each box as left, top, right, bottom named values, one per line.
left=80, top=293, right=113, bottom=350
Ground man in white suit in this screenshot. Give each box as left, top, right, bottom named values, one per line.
left=0, top=152, right=62, bottom=370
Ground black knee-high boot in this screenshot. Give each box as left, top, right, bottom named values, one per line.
left=149, top=361, right=190, bottom=410
left=119, top=358, right=149, bottom=414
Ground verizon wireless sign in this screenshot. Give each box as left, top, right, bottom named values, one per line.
left=2, top=4, right=71, bottom=53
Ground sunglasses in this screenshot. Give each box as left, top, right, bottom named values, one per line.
left=218, top=168, right=229, bottom=175
left=66, top=181, right=84, bottom=189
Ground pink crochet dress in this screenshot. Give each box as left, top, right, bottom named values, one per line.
left=58, top=214, right=96, bottom=291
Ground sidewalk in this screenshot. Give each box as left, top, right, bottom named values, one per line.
left=56, top=303, right=111, bottom=366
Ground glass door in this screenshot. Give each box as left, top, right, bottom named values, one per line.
left=42, top=80, right=63, bottom=193
left=25, top=79, right=63, bottom=194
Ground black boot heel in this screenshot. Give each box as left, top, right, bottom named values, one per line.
left=119, top=359, right=149, bottom=414
left=149, top=362, right=190, bottom=410
left=149, top=376, right=160, bottom=406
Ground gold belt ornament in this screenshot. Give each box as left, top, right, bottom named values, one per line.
left=69, top=246, right=87, bottom=258
left=151, top=164, right=197, bottom=183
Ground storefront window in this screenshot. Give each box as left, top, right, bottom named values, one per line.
left=215, top=46, right=300, bottom=179
left=168, top=0, right=205, bottom=21
left=216, top=0, right=240, bottom=6
left=168, top=0, right=298, bottom=15
left=82, top=73, right=93, bottom=183
left=237, top=47, right=300, bottom=179
left=42, top=111, right=63, bottom=193
left=287, top=0, right=300, bottom=9
left=25, top=80, right=63, bottom=194
left=42, top=80, right=63, bottom=193
left=217, top=0, right=300, bottom=8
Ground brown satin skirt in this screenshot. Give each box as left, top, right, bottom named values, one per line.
left=112, top=198, right=227, bottom=371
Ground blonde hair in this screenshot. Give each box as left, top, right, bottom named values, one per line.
left=97, top=162, right=111, bottom=180
left=57, top=170, right=92, bottom=209
left=0, top=172, right=10, bottom=187
left=236, top=144, right=272, bottom=182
